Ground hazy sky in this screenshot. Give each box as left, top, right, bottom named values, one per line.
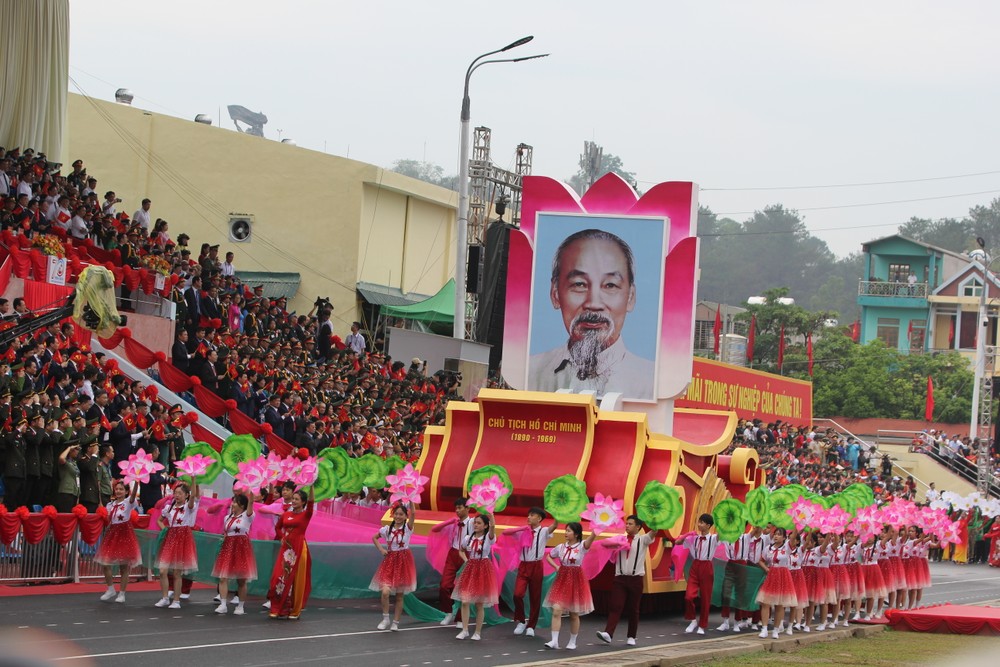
left=69, top=1, right=1000, bottom=257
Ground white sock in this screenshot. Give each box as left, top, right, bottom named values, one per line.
left=551, top=630, right=560, bottom=643
left=569, top=633, right=577, bottom=643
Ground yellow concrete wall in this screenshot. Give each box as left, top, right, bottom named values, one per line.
left=66, top=94, right=456, bottom=330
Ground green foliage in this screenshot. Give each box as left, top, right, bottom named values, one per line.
left=898, top=197, right=1000, bottom=254
left=389, top=159, right=457, bottom=190
left=733, top=287, right=837, bottom=373
left=566, top=141, right=636, bottom=195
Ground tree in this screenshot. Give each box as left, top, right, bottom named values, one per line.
left=566, top=142, right=636, bottom=194
left=389, top=159, right=457, bottom=190
left=898, top=216, right=972, bottom=253
left=734, top=287, right=838, bottom=374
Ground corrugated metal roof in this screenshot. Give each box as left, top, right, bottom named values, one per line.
left=356, top=281, right=432, bottom=307
left=234, top=271, right=301, bottom=300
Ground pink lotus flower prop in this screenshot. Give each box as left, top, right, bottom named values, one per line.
left=235, top=459, right=268, bottom=495
left=788, top=497, right=821, bottom=531
left=386, top=463, right=429, bottom=505
left=263, top=452, right=286, bottom=485
left=848, top=505, right=882, bottom=542
left=816, top=505, right=852, bottom=534
left=880, top=498, right=915, bottom=526
left=940, top=520, right=962, bottom=547
left=601, top=533, right=631, bottom=551
left=173, top=453, right=213, bottom=479
left=286, top=456, right=319, bottom=486
left=468, top=474, right=510, bottom=513
left=581, top=493, right=625, bottom=532
left=118, top=449, right=165, bottom=486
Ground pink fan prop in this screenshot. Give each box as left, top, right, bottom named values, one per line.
left=386, top=463, right=429, bottom=505
left=173, top=453, right=213, bottom=479
left=788, top=497, right=821, bottom=531
left=816, top=505, right=851, bottom=534
left=235, top=459, right=268, bottom=495
left=468, top=474, right=510, bottom=513
left=263, top=452, right=286, bottom=486
left=847, top=504, right=882, bottom=542
left=118, top=449, right=165, bottom=486
left=581, top=493, right=625, bottom=532
left=286, top=456, right=319, bottom=486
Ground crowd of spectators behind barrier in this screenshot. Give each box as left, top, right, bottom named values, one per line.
left=0, top=147, right=469, bottom=514
left=910, top=429, right=1000, bottom=483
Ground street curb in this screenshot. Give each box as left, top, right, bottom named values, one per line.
left=507, top=624, right=884, bottom=667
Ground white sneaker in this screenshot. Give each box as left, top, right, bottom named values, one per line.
left=851, top=612, right=861, bottom=621
left=596, top=631, right=611, bottom=644
left=816, top=622, right=826, bottom=631
left=390, top=621, right=399, bottom=632
left=514, top=622, right=526, bottom=635
left=179, top=593, right=190, bottom=600
left=456, top=630, right=469, bottom=640
left=100, top=588, right=117, bottom=601
left=842, top=619, right=850, bottom=627
left=750, top=623, right=760, bottom=631
left=786, top=625, right=793, bottom=636
left=544, top=640, right=559, bottom=649
left=455, top=621, right=464, bottom=628
left=758, top=628, right=769, bottom=638
left=802, top=624, right=810, bottom=632
left=115, top=592, right=125, bottom=603
left=566, top=638, right=577, bottom=649
left=168, top=601, right=181, bottom=609
left=685, top=619, right=699, bottom=634
left=167, top=590, right=174, bottom=599
left=776, top=622, right=785, bottom=633
left=214, top=603, right=227, bottom=615
left=233, top=604, right=245, bottom=616
left=440, top=612, right=455, bottom=626
left=378, top=617, right=391, bottom=630
left=732, top=623, right=741, bottom=633
left=771, top=629, right=779, bottom=639
left=626, top=637, right=636, bottom=646
left=262, top=600, right=272, bottom=610
left=213, top=594, right=222, bottom=603
left=525, top=627, right=535, bottom=637
left=154, top=598, right=170, bottom=608
left=717, top=619, right=731, bottom=631
left=230, top=596, right=240, bottom=604
left=697, top=627, right=705, bottom=635
left=470, top=633, right=480, bottom=641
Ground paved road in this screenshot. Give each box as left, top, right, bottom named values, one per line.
left=4, top=561, right=998, bottom=667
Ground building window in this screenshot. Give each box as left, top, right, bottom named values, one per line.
left=962, top=277, right=983, bottom=297
left=960, top=311, right=979, bottom=349
left=888, top=264, right=910, bottom=282
left=908, top=319, right=926, bottom=352
left=876, top=317, right=900, bottom=349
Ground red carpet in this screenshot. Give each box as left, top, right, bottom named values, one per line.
left=0, top=581, right=214, bottom=597
left=886, top=604, right=1000, bottom=635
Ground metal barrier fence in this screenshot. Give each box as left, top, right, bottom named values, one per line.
left=0, top=527, right=150, bottom=585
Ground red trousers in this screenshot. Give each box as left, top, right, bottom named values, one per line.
left=604, top=574, right=644, bottom=638
left=685, top=559, right=714, bottom=628
left=513, top=560, right=544, bottom=628
left=439, top=548, right=464, bottom=615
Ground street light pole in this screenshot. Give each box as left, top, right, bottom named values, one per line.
left=971, top=237, right=994, bottom=493
left=454, top=37, right=548, bottom=339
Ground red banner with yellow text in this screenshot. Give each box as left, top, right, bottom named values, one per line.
left=675, top=358, right=812, bottom=425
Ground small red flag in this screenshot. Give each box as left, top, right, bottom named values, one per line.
left=713, top=307, right=723, bottom=355
left=849, top=320, right=860, bottom=342
left=806, top=333, right=814, bottom=376
left=925, top=376, right=935, bottom=421
left=777, top=324, right=785, bottom=371
left=746, top=315, right=756, bottom=361
left=948, top=319, right=955, bottom=348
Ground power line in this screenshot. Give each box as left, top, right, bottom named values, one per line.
left=700, top=169, right=1000, bottom=192
left=701, top=188, right=1000, bottom=218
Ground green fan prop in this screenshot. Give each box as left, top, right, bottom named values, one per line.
left=309, top=459, right=339, bottom=501
left=781, top=483, right=808, bottom=498
left=383, top=455, right=408, bottom=478
left=767, top=488, right=798, bottom=530
left=635, top=480, right=683, bottom=531
left=355, top=454, right=388, bottom=489
left=467, top=464, right=514, bottom=513
left=318, top=447, right=353, bottom=482
left=220, top=434, right=262, bottom=476
left=178, top=442, right=224, bottom=484
left=744, top=486, right=770, bottom=528
left=713, top=498, right=748, bottom=542
left=338, top=459, right=364, bottom=494
left=842, top=483, right=875, bottom=507
left=830, top=492, right=860, bottom=516
left=544, top=475, right=589, bottom=523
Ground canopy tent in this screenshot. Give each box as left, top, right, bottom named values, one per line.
left=379, top=278, right=454, bottom=327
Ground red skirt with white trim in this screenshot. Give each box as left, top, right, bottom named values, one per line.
left=806, top=566, right=836, bottom=605
left=791, top=568, right=809, bottom=605
left=369, top=549, right=417, bottom=594
left=451, top=558, right=499, bottom=605
left=95, top=522, right=142, bottom=567
left=846, top=562, right=865, bottom=599
left=830, top=563, right=851, bottom=600
left=156, top=526, right=199, bottom=573
left=877, top=559, right=896, bottom=592
left=902, top=558, right=928, bottom=589
left=862, top=563, right=887, bottom=599
left=212, top=535, right=257, bottom=581
left=917, top=558, right=932, bottom=589
left=756, top=566, right=798, bottom=608
left=543, top=565, right=594, bottom=615
left=889, top=556, right=908, bottom=589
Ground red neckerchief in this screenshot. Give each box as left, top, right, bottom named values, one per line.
left=225, top=511, right=244, bottom=535
left=389, top=524, right=406, bottom=549
left=469, top=535, right=485, bottom=558
left=170, top=502, right=186, bottom=525
left=564, top=543, right=581, bottom=564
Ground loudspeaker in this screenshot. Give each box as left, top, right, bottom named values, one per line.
left=466, top=244, right=484, bottom=293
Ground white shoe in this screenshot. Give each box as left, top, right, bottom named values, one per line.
left=262, top=600, right=271, bottom=609
left=843, top=619, right=850, bottom=627
left=544, top=640, right=559, bottom=649
left=456, top=621, right=464, bottom=628
left=154, top=598, right=170, bottom=608
left=802, top=625, right=810, bottom=632
left=697, top=627, right=705, bottom=635
left=470, top=633, right=480, bottom=641
left=456, top=630, right=469, bottom=640
left=776, top=622, right=785, bottom=633
left=115, top=592, right=125, bottom=603
left=525, top=627, right=535, bottom=637
left=213, top=594, right=222, bottom=603
left=717, top=619, right=731, bottom=631
left=732, top=623, right=741, bottom=633
left=179, top=593, right=190, bottom=600
left=514, top=622, right=526, bottom=635
left=378, top=617, right=391, bottom=630
left=816, top=622, right=826, bottom=631
left=214, top=603, right=227, bottom=615
left=750, top=623, right=760, bottom=631
left=168, top=601, right=181, bottom=609
left=740, top=619, right=751, bottom=629
left=566, top=639, right=577, bottom=649
left=167, top=590, right=174, bottom=599
left=596, top=631, right=612, bottom=644
left=758, top=629, right=769, bottom=638
left=230, top=596, right=240, bottom=604
left=851, top=612, right=861, bottom=621
left=685, top=619, right=699, bottom=634
left=626, top=637, right=636, bottom=646
left=786, top=625, right=793, bottom=636
left=100, top=588, right=117, bottom=601
left=391, top=621, right=399, bottom=632
left=440, top=612, right=455, bottom=626
left=233, top=604, right=245, bottom=615
left=772, top=629, right=779, bottom=639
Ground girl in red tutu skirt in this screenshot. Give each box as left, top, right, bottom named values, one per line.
left=829, top=533, right=851, bottom=627
left=96, top=480, right=142, bottom=604
left=876, top=526, right=899, bottom=612
left=860, top=534, right=888, bottom=619
left=902, top=525, right=931, bottom=609
left=787, top=531, right=809, bottom=632
left=886, top=525, right=908, bottom=609
left=452, top=510, right=497, bottom=641
left=154, top=481, right=200, bottom=609
left=812, top=532, right=837, bottom=630
left=756, top=527, right=798, bottom=639
left=543, top=521, right=601, bottom=650
left=212, top=490, right=256, bottom=616
left=371, top=501, right=416, bottom=632
left=843, top=530, right=866, bottom=622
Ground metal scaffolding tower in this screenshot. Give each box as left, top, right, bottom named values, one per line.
left=463, top=126, right=532, bottom=339
left=978, top=345, right=996, bottom=493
